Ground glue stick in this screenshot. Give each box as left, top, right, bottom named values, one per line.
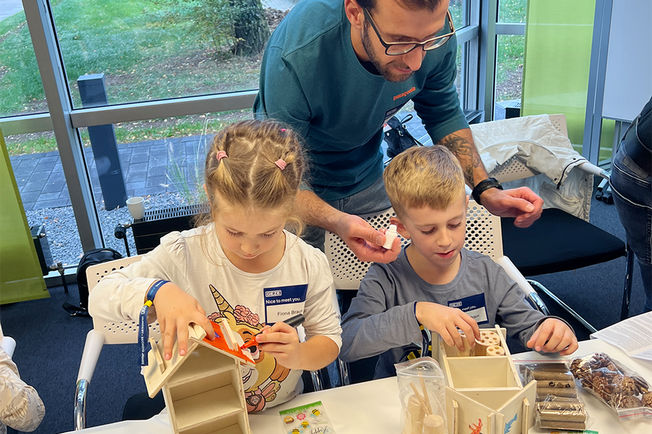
left=383, top=224, right=398, bottom=249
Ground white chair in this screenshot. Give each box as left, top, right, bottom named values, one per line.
left=75, top=254, right=329, bottom=428
left=324, top=202, right=547, bottom=312
left=324, top=201, right=550, bottom=386
left=74, top=255, right=158, bottom=430
left=479, top=114, right=632, bottom=329
left=324, top=208, right=410, bottom=290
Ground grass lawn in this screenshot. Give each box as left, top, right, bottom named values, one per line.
left=1, top=0, right=265, bottom=155
left=495, top=0, right=527, bottom=102
left=3, top=0, right=600, bottom=158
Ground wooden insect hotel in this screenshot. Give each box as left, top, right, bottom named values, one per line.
left=434, top=326, right=537, bottom=434
left=141, top=318, right=255, bottom=434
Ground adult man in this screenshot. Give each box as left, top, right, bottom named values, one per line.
left=254, top=0, right=543, bottom=263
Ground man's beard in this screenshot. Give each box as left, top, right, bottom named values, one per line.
left=361, top=23, right=413, bottom=83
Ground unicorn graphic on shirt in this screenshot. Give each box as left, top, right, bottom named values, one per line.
left=208, top=284, right=290, bottom=412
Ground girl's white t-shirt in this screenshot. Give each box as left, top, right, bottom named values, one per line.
left=89, top=225, right=341, bottom=412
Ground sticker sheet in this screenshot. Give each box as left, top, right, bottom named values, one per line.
left=279, top=401, right=335, bottom=433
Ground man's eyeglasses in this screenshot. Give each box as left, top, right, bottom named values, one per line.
left=363, top=8, right=455, bottom=56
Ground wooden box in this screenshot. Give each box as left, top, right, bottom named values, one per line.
left=142, top=319, right=255, bottom=434
left=433, top=326, right=536, bottom=434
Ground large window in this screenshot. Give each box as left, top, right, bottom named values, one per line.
left=77, top=112, right=250, bottom=258
left=0, top=6, right=47, bottom=117
left=4, top=0, right=480, bottom=270
left=494, top=34, right=524, bottom=119
left=52, top=0, right=280, bottom=108
left=7, top=136, right=83, bottom=268
left=492, top=0, right=527, bottom=120
left=1, top=4, right=81, bottom=269
left=498, top=0, right=526, bottom=23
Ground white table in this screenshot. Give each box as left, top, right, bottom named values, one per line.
left=513, top=339, right=652, bottom=434
left=69, top=339, right=652, bottom=433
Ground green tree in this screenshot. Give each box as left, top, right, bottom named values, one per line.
left=231, top=0, right=269, bottom=55
left=156, top=0, right=269, bottom=56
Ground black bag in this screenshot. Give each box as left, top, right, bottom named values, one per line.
left=384, top=114, right=423, bottom=159
left=65, top=248, right=122, bottom=316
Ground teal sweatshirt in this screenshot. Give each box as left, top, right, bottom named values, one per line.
left=254, top=0, right=468, bottom=201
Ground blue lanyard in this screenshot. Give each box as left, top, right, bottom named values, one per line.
left=139, top=280, right=169, bottom=366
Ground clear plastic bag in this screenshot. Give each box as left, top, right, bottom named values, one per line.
left=395, top=357, right=447, bottom=434
left=570, top=352, right=652, bottom=420
left=518, top=360, right=589, bottom=430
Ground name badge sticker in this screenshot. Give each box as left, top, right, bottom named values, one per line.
left=264, top=284, right=308, bottom=324
left=448, top=293, right=488, bottom=324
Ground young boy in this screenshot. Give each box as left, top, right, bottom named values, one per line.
left=340, top=146, right=578, bottom=379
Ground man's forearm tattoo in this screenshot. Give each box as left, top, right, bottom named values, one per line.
left=438, top=133, right=483, bottom=186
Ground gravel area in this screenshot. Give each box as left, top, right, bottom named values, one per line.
left=26, top=192, right=192, bottom=268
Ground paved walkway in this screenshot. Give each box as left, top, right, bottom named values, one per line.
left=9, top=109, right=434, bottom=211
left=10, top=135, right=210, bottom=211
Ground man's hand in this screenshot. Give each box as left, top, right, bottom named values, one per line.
left=415, top=302, right=480, bottom=352
left=527, top=318, right=578, bottom=356
left=479, top=186, right=543, bottom=228
left=335, top=213, right=401, bottom=263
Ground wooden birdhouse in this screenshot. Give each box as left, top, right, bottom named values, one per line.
left=141, top=318, right=255, bottom=434
left=434, top=326, right=537, bottom=434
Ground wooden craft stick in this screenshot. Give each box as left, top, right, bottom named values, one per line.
left=538, top=379, right=575, bottom=388
left=531, top=362, right=570, bottom=371
left=409, top=383, right=430, bottom=414
left=410, top=382, right=422, bottom=399
left=420, top=376, right=432, bottom=415
left=531, top=371, right=574, bottom=381
left=423, top=414, right=446, bottom=434
left=404, top=394, right=426, bottom=434
left=537, top=400, right=584, bottom=411
left=539, top=396, right=582, bottom=402
left=538, top=410, right=587, bottom=422
left=536, top=387, right=578, bottom=398
left=538, top=420, right=587, bottom=430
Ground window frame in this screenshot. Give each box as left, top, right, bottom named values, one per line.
left=2, top=0, right=481, bottom=252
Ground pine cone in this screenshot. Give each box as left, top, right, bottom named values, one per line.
left=570, top=359, right=592, bottom=382
left=591, top=375, right=611, bottom=399
left=613, top=376, right=637, bottom=396
left=642, top=392, right=652, bottom=407
left=589, top=353, right=612, bottom=369
left=618, top=395, right=643, bottom=409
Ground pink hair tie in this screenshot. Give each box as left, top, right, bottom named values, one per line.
left=280, top=128, right=287, bottom=132
left=275, top=159, right=287, bottom=171
left=216, top=150, right=228, bottom=162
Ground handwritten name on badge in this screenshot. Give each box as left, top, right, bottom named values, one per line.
left=448, top=293, right=488, bottom=324
left=264, top=284, right=308, bottom=323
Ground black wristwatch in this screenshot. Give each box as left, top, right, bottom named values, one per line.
left=472, top=177, right=503, bottom=205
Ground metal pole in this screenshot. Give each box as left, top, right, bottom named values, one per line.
left=22, top=0, right=103, bottom=251
left=582, top=0, right=614, bottom=164
left=478, top=0, right=498, bottom=121
left=78, top=74, right=127, bottom=210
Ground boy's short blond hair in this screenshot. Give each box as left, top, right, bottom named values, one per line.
left=383, top=146, right=466, bottom=217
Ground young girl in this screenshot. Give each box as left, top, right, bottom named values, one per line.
left=89, top=120, right=341, bottom=413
